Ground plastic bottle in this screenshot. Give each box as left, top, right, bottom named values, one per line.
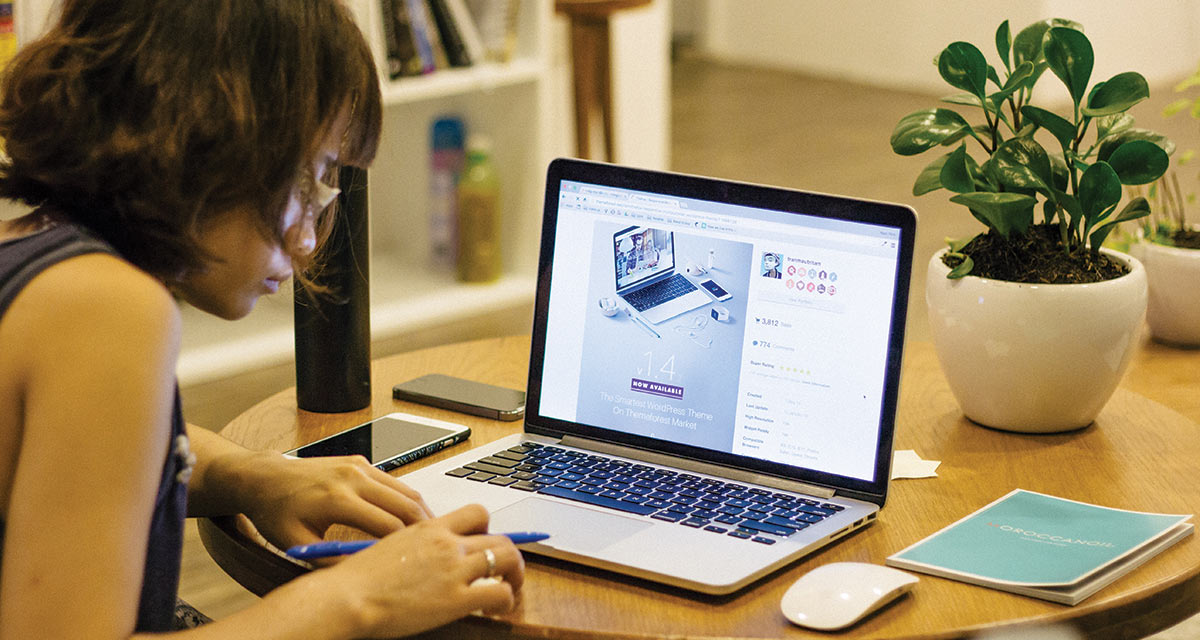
left=429, top=116, right=465, bottom=268
left=456, top=135, right=501, bottom=282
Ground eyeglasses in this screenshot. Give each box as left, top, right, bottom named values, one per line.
left=288, top=165, right=340, bottom=256
left=312, top=179, right=340, bottom=212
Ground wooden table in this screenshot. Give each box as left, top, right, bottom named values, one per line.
left=200, top=335, right=1200, bottom=639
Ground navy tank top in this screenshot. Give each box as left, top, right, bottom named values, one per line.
left=0, top=220, right=190, bottom=632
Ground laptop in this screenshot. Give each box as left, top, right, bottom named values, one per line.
left=612, top=225, right=712, bottom=324
left=398, top=158, right=917, bottom=594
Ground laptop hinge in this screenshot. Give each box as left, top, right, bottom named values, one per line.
left=558, top=435, right=836, bottom=499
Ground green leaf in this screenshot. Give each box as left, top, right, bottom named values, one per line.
left=1049, top=153, right=1070, bottom=191
left=1081, top=72, right=1149, bottom=117
left=992, top=137, right=1054, bottom=195
left=1042, top=198, right=1059, bottom=225
left=1088, top=197, right=1151, bottom=250
left=1097, top=129, right=1176, bottom=161
left=913, top=154, right=949, bottom=196
left=939, top=144, right=980, bottom=193
left=946, top=236, right=973, bottom=253
left=1001, top=61, right=1036, bottom=93
left=941, top=92, right=982, bottom=107
left=1013, top=19, right=1084, bottom=65
left=987, top=65, right=1003, bottom=89
left=1096, top=113, right=1135, bottom=140
left=1013, top=21, right=1052, bottom=67
left=1020, top=105, right=1076, bottom=149
left=1054, top=190, right=1084, bottom=236
left=946, top=252, right=975, bottom=279
left=996, top=20, right=1012, bottom=69
left=950, top=192, right=1037, bottom=237
left=1106, top=139, right=1170, bottom=185
left=938, top=41, right=989, bottom=99
left=1118, top=195, right=1151, bottom=219
left=890, top=108, right=972, bottom=155
left=1043, top=27, right=1094, bottom=106
left=1162, top=98, right=1192, bottom=118
left=1078, top=161, right=1122, bottom=222
left=988, top=62, right=1037, bottom=108
left=1174, top=68, right=1200, bottom=92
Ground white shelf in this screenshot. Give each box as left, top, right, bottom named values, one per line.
left=177, top=266, right=537, bottom=387
left=379, top=58, right=544, bottom=105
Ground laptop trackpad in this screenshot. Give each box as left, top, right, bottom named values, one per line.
left=490, top=498, right=652, bottom=552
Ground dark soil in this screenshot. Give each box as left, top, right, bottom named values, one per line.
left=942, top=224, right=1129, bottom=284
left=1171, top=228, right=1200, bottom=249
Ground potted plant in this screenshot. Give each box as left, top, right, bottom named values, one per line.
left=890, top=18, right=1172, bottom=433
left=1124, top=67, right=1200, bottom=346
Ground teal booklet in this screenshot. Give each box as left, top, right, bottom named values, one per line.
left=887, top=489, right=1193, bottom=605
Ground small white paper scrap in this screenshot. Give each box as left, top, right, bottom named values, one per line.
left=891, top=449, right=940, bottom=479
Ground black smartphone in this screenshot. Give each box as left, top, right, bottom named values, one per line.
left=699, top=278, right=732, bottom=301
left=285, top=413, right=471, bottom=471
left=392, top=373, right=526, bottom=421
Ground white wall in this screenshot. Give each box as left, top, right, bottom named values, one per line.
left=692, top=0, right=1200, bottom=94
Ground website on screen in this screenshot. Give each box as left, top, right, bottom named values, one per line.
left=539, top=180, right=902, bottom=481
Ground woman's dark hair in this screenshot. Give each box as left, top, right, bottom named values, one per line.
left=0, top=0, right=382, bottom=281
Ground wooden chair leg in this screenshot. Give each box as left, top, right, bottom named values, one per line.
left=567, top=19, right=598, bottom=159
left=595, top=18, right=614, bottom=161
left=558, top=0, right=651, bottom=161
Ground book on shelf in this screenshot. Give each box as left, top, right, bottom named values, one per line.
left=378, top=0, right=520, bottom=80
left=442, top=0, right=486, bottom=66
left=380, top=0, right=424, bottom=78
left=405, top=0, right=449, bottom=71
left=427, top=0, right=471, bottom=67
left=886, top=489, right=1193, bottom=605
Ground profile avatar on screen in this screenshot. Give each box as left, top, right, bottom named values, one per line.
left=762, top=252, right=783, bottom=278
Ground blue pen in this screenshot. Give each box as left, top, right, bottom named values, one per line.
left=286, top=531, right=551, bottom=560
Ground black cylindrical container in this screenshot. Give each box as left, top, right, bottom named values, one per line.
left=294, top=165, right=371, bottom=412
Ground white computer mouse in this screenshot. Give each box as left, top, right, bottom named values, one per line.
left=780, top=562, right=918, bottom=631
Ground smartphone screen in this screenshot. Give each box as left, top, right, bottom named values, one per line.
left=290, top=415, right=469, bottom=469
left=700, top=279, right=731, bottom=300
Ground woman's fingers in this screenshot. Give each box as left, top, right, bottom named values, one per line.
left=459, top=533, right=526, bottom=591
left=318, top=499, right=407, bottom=539
left=362, top=465, right=434, bottom=519
left=342, top=477, right=433, bottom=535
left=435, top=503, right=491, bottom=536
left=470, top=577, right=517, bottom=615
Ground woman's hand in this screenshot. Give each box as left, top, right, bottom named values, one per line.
left=314, top=504, right=525, bottom=637
left=242, top=453, right=434, bottom=552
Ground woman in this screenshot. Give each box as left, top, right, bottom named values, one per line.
left=0, top=1, right=523, bottom=638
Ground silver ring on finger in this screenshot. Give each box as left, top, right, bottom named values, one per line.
left=484, top=547, right=497, bottom=578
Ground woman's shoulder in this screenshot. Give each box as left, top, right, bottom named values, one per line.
left=25, top=251, right=176, bottom=319
left=3, top=251, right=181, bottom=368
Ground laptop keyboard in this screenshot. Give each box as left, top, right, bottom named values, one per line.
left=444, top=442, right=845, bottom=545
left=622, top=274, right=699, bottom=312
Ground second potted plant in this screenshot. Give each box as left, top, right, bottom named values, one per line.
left=1128, top=67, right=1200, bottom=346
left=891, top=18, right=1171, bottom=432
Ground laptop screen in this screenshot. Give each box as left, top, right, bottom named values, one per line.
left=613, top=226, right=676, bottom=291
left=527, top=160, right=915, bottom=504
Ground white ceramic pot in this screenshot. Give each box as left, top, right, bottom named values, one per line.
left=1132, top=240, right=1200, bottom=347
left=925, top=248, right=1147, bottom=433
